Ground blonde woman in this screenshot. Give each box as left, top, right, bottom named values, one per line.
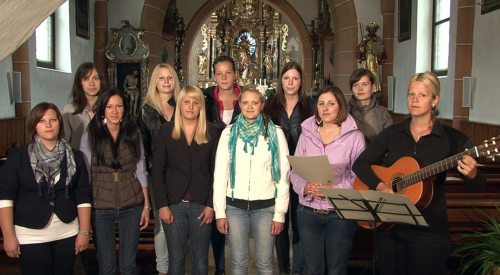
left=353, top=72, right=485, bottom=275
left=213, top=87, right=290, bottom=274
left=151, top=85, right=220, bottom=275
left=139, top=63, right=181, bottom=275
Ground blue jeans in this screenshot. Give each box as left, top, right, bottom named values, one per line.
left=94, top=206, right=142, bottom=275
left=163, top=201, right=212, bottom=275
left=297, top=205, right=357, bottom=275
left=153, top=209, right=169, bottom=273
left=226, top=205, right=275, bottom=275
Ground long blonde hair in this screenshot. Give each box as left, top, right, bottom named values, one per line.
left=141, top=63, right=181, bottom=118
left=172, top=85, right=209, bottom=144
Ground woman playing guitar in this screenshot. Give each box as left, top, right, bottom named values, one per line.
left=352, top=71, right=486, bottom=275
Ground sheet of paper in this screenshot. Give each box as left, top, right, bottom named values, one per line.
left=287, top=155, right=333, bottom=183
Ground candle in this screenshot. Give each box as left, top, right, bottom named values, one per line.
left=260, top=78, right=262, bottom=85
left=264, top=79, right=266, bottom=85
left=254, top=79, right=257, bottom=85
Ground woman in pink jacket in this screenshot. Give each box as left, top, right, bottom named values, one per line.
left=290, top=85, right=365, bottom=275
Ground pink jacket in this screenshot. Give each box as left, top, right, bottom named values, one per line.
left=290, top=115, right=366, bottom=210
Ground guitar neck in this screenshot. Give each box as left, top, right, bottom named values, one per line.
left=401, top=147, right=475, bottom=188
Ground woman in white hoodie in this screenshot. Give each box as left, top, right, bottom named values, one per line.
left=213, top=87, right=290, bottom=275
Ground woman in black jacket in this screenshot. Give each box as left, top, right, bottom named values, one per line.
left=139, top=63, right=181, bottom=275
left=352, top=71, right=485, bottom=275
left=152, top=85, right=220, bottom=275
left=264, top=61, right=313, bottom=274
left=0, top=102, right=91, bottom=275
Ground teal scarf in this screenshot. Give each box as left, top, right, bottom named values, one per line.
left=228, top=114, right=281, bottom=198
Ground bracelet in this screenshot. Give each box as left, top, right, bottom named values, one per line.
left=144, top=204, right=151, bottom=210
left=79, top=231, right=91, bottom=236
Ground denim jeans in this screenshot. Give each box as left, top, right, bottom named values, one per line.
left=211, top=221, right=226, bottom=271
left=148, top=177, right=169, bottom=273
left=297, top=204, right=357, bottom=275
left=94, top=206, right=142, bottom=275
left=163, top=201, right=212, bottom=275
left=226, top=205, right=275, bottom=275
left=275, top=188, right=303, bottom=274
left=153, top=209, right=169, bottom=273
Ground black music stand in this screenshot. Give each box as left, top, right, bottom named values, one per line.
left=321, top=188, right=428, bottom=275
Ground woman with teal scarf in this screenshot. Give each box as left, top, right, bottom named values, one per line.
left=213, top=87, right=290, bottom=275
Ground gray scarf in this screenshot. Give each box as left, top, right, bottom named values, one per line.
left=29, top=136, right=76, bottom=200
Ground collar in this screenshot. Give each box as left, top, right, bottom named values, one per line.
left=398, top=117, right=446, bottom=138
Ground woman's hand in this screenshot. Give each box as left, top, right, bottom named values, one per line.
left=159, top=206, right=173, bottom=224
left=139, top=207, right=150, bottom=231
left=271, top=221, right=284, bottom=236
left=216, top=218, right=229, bottom=235
left=198, top=207, right=214, bottom=225
left=74, top=233, right=90, bottom=255
left=458, top=155, right=478, bottom=179
left=305, top=182, right=328, bottom=199
left=376, top=182, right=394, bottom=194
left=3, top=235, right=20, bottom=258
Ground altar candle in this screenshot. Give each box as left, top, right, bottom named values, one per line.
left=260, top=78, right=262, bottom=85
left=264, top=79, right=266, bottom=85
left=254, top=79, right=257, bottom=85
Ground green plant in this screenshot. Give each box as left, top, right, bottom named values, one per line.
left=453, top=208, right=500, bottom=275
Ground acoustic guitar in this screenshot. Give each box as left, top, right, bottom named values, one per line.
left=353, top=135, right=500, bottom=230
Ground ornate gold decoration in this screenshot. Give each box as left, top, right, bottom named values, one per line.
left=195, top=0, right=292, bottom=88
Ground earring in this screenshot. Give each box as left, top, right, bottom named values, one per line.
left=103, top=117, right=107, bottom=125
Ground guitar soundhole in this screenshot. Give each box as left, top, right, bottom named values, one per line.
left=392, top=176, right=404, bottom=193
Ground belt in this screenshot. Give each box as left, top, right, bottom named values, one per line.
left=302, top=205, right=335, bottom=215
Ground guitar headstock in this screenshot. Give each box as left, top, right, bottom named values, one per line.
left=475, top=135, right=500, bottom=161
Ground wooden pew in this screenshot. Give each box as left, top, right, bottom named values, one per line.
left=0, top=117, right=25, bottom=158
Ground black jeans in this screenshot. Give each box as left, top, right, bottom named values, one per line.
left=19, top=235, right=76, bottom=275
left=376, top=226, right=451, bottom=275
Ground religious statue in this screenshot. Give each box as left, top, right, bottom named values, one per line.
left=238, top=35, right=251, bottom=79
left=123, top=69, right=139, bottom=116
left=263, top=45, right=274, bottom=77
left=197, top=49, right=207, bottom=76
left=355, top=21, right=387, bottom=93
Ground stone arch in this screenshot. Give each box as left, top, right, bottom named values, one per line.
left=182, top=0, right=314, bottom=88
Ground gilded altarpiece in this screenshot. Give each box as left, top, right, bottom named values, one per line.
left=195, top=0, right=293, bottom=88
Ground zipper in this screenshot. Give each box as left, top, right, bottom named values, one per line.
left=247, top=157, right=252, bottom=211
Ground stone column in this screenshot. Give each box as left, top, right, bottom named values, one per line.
left=94, top=0, right=108, bottom=77
left=331, top=0, right=358, bottom=95
left=141, top=0, right=168, bottom=72
left=380, top=0, right=395, bottom=107
left=452, top=0, right=474, bottom=129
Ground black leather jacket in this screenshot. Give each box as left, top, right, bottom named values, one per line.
left=204, top=86, right=241, bottom=132
left=138, top=102, right=173, bottom=172
left=265, top=95, right=315, bottom=154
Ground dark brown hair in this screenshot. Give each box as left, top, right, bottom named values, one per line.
left=315, top=85, right=349, bottom=127
left=212, top=55, right=236, bottom=73
left=349, top=68, right=375, bottom=89
left=27, top=102, right=64, bottom=142
left=71, top=62, right=105, bottom=114
left=265, top=61, right=312, bottom=125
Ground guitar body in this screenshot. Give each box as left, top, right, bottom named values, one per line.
left=353, top=156, right=434, bottom=230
